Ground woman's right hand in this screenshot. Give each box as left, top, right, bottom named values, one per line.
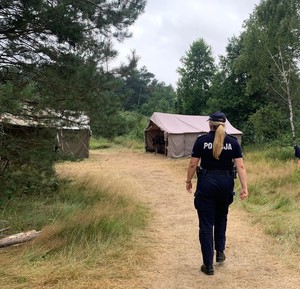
left=240, top=188, right=248, bottom=200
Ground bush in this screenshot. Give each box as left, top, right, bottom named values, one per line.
left=249, top=104, right=291, bottom=144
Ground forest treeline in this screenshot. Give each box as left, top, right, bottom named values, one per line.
left=0, top=0, right=299, bottom=200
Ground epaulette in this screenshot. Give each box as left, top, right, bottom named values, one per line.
left=227, top=134, right=237, bottom=140
left=197, top=133, right=207, bottom=139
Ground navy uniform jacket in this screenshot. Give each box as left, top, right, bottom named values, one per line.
left=191, top=131, right=243, bottom=170
left=295, top=145, right=300, bottom=158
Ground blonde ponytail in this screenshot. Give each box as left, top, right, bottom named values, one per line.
left=211, top=122, right=226, bottom=160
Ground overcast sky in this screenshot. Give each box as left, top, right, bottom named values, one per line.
left=114, top=0, right=261, bottom=87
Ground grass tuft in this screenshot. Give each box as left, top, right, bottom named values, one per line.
left=271, top=197, right=293, bottom=211
left=0, top=166, right=150, bottom=289
left=236, top=146, right=300, bottom=254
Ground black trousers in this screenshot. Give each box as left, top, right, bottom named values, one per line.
left=194, top=173, right=234, bottom=267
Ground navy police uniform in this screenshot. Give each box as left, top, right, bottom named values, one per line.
left=192, top=131, right=243, bottom=268
left=295, top=145, right=300, bottom=158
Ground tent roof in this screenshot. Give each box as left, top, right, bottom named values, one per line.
left=0, top=109, right=90, bottom=130
left=147, top=112, right=242, bottom=135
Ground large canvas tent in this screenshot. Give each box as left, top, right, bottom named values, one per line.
left=0, top=109, right=91, bottom=158
left=145, top=112, right=243, bottom=158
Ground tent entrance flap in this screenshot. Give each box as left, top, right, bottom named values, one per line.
left=145, top=127, right=166, bottom=155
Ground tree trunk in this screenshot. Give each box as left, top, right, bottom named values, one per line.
left=268, top=47, right=297, bottom=145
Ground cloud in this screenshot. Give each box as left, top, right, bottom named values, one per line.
left=114, top=0, right=261, bottom=87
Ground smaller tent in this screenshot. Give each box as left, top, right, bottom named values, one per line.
left=145, top=112, right=243, bottom=158
left=0, top=108, right=91, bottom=158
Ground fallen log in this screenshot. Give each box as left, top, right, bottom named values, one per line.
left=0, top=230, right=41, bottom=248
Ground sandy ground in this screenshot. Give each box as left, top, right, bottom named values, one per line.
left=59, top=150, right=300, bottom=289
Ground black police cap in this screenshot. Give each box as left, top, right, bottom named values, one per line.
left=208, top=111, right=226, bottom=123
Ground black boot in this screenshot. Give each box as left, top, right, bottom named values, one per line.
left=200, top=264, right=214, bottom=275
left=216, top=251, right=226, bottom=263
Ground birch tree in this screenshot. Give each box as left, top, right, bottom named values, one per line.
left=238, top=0, right=300, bottom=144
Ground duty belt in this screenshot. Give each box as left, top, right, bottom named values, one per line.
left=201, top=168, right=233, bottom=176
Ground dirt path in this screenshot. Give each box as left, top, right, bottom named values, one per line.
left=60, top=150, right=300, bottom=289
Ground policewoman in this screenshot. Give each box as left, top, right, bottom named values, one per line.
left=294, top=145, right=300, bottom=169
left=186, top=111, right=248, bottom=276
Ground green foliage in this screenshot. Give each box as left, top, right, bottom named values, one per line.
left=119, top=63, right=155, bottom=111
left=0, top=82, right=21, bottom=114
left=118, top=111, right=148, bottom=140
left=207, top=36, right=268, bottom=143
left=249, top=103, right=291, bottom=144
left=205, top=0, right=300, bottom=145
left=0, top=165, right=61, bottom=206
left=237, top=0, right=300, bottom=142
left=13, top=169, right=59, bottom=195
left=0, top=126, right=58, bottom=201
left=117, top=53, right=176, bottom=115
left=88, top=91, right=124, bottom=138
left=176, top=38, right=216, bottom=115
left=0, top=0, right=146, bottom=69
left=139, top=82, right=176, bottom=115
left=36, top=55, right=117, bottom=112
left=91, top=110, right=148, bottom=140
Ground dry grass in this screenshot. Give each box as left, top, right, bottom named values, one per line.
left=236, top=151, right=300, bottom=254
left=1, top=147, right=299, bottom=288
left=0, top=156, right=153, bottom=289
